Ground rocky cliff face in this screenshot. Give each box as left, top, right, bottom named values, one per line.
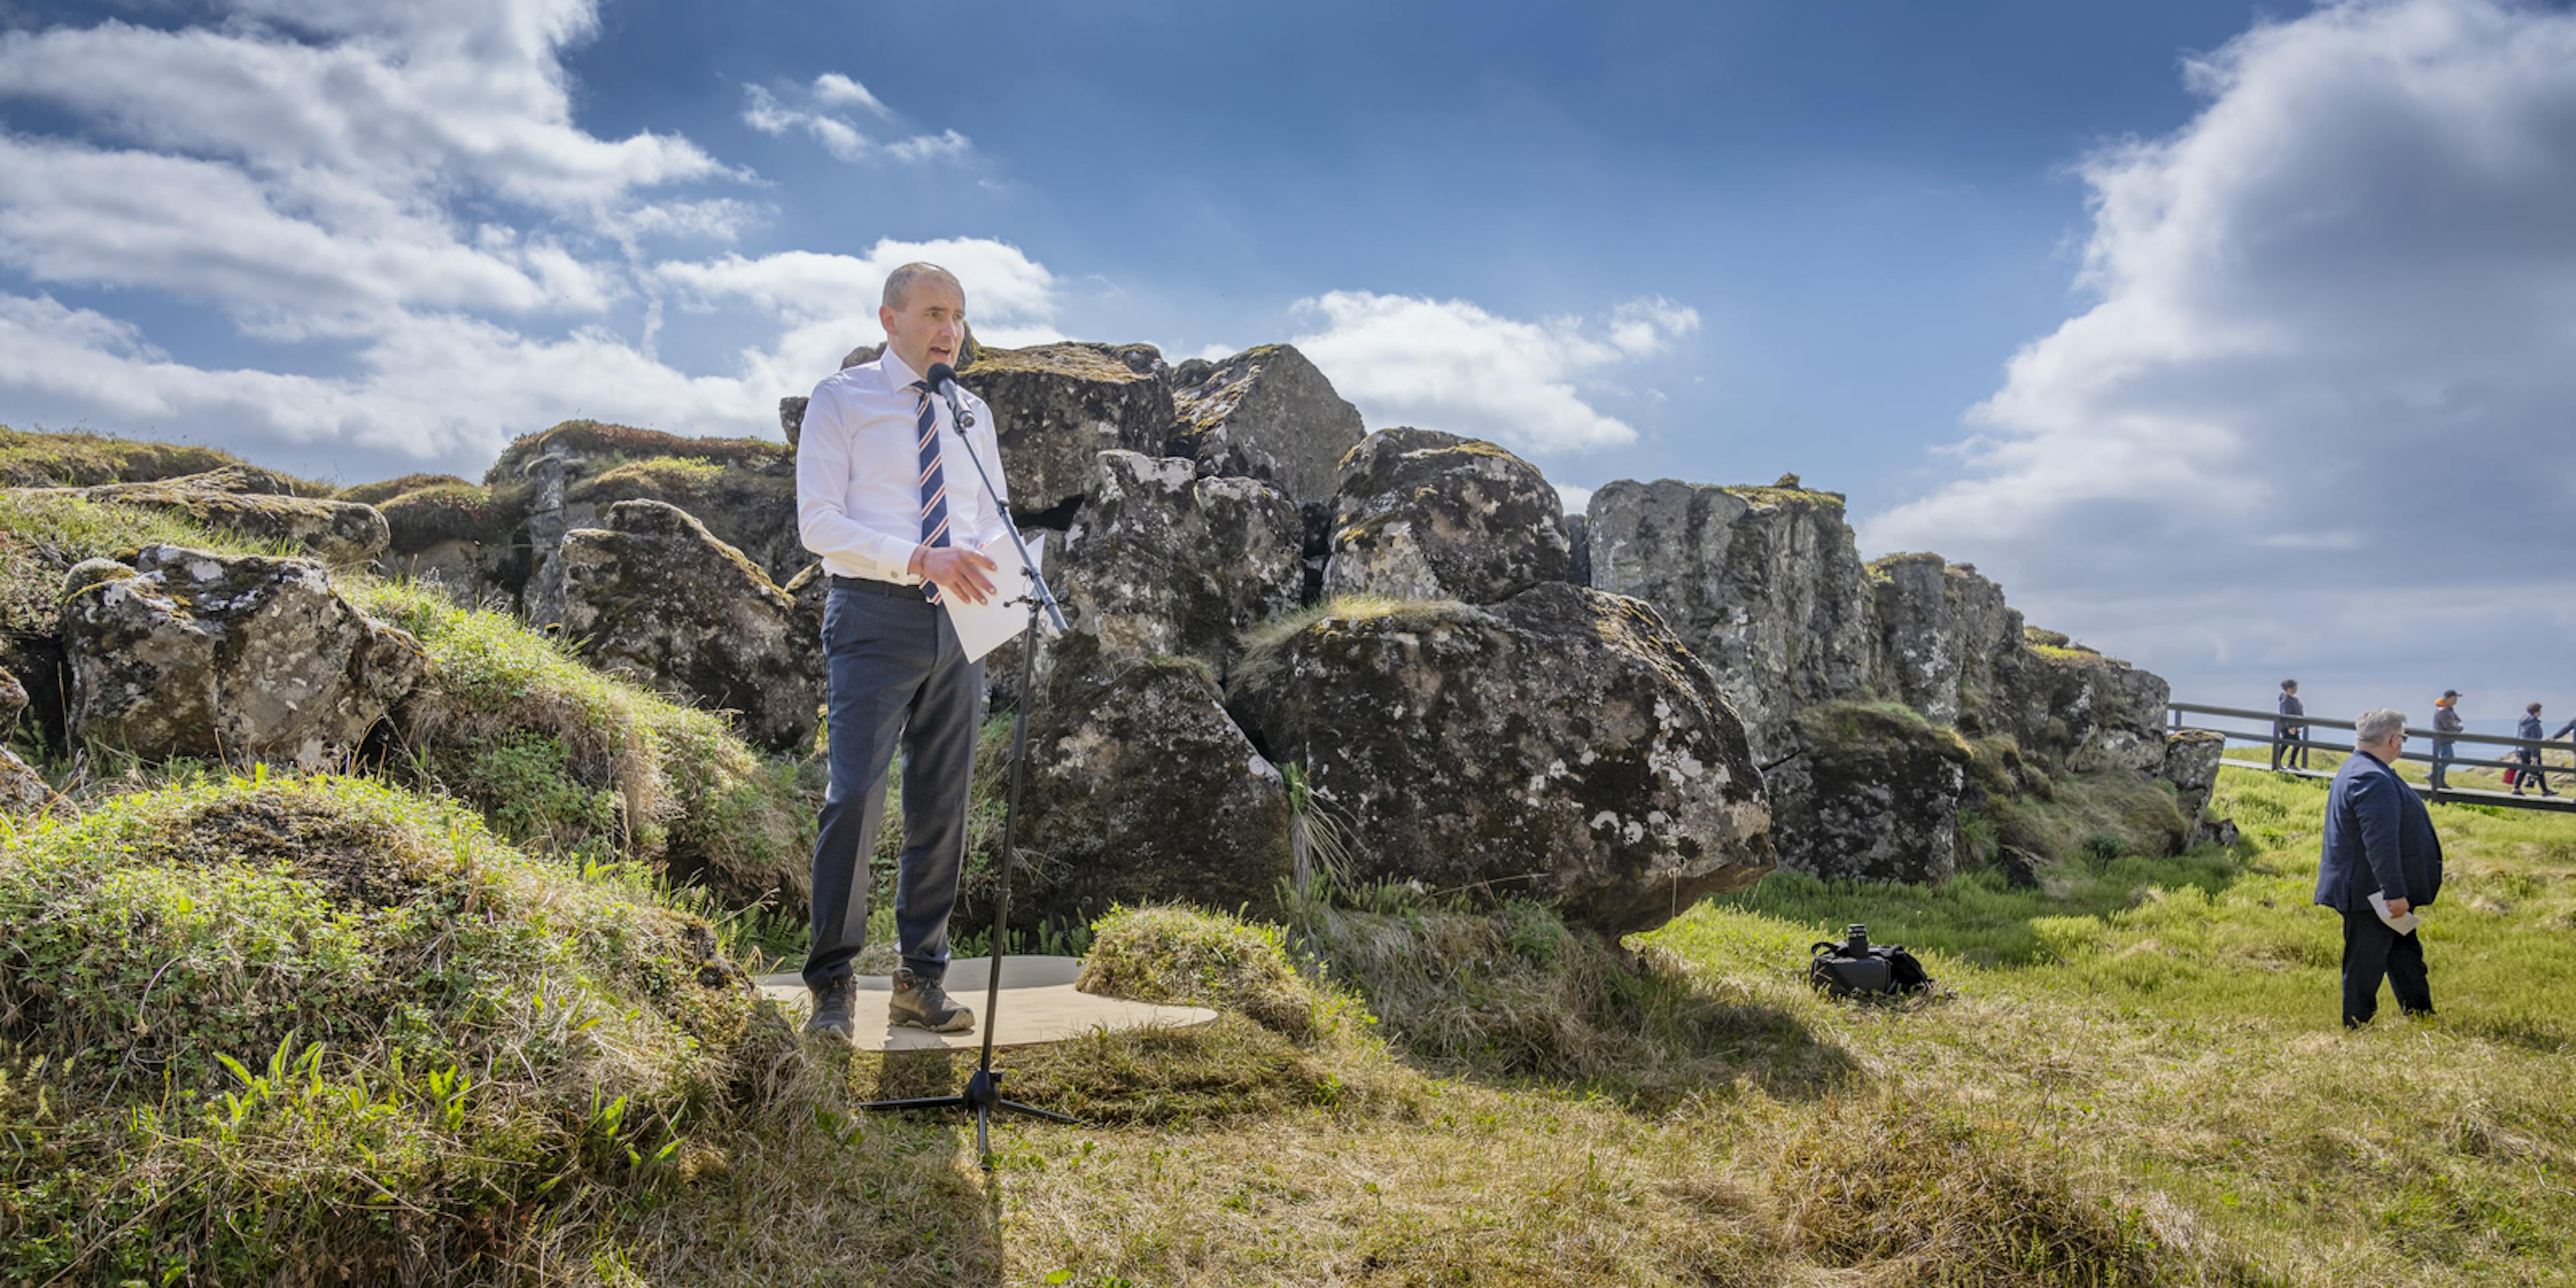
left=1585, top=476, right=2187, bottom=884
left=1585, top=477, right=1876, bottom=763
left=7, top=326, right=2214, bottom=934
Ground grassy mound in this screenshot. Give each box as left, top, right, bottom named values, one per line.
left=0, top=772, right=782, bottom=1284
left=1076, top=904, right=1348, bottom=1041
left=349, top=581, right=814, bottom=927
left=0, top=424, right=255, bottom=490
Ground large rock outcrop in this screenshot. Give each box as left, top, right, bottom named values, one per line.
left=1867, top=553, right=2021, bottom=727
left=2158, top=729, right=2233, bottom=847
left=1321, top=429, right=1572, bottom=606
left=1766, top=703, right=1971, bottom=884
left=60, top=545, right=425, bottom=767
left=1167, top=344, right=1365, bottom=506
left=1055, top=451, right=1305, bottom=678
left=485, top=421, right=802, bottom=623
left=960, top=343, right=1175, bottom=523
left=1988, top=631, right=2172, bottom=775
left=1585, top=478, right=1875, bottom=761
left=1228, top=583, right=1773, bottom=934
left=555, top=500, right=823, bottom=755
left=1017, top=652, right=1295, bottom=928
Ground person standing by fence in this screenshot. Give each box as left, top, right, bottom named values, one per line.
left=2514, top=702, right=2557, bottom=798
left=2430, top=690, right=2465, bottom=790
left=2273, top=679, right=2310, bottom=771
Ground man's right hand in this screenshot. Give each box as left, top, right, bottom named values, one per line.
left=2383, top=897, right=2411, bottom=918
left=912, top=546, right=1000, bottom=605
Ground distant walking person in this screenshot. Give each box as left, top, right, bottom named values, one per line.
left=2316, top=709, right=2443, bottom=1028
left=2430, top=690, right=2464, bottom=791
left=2273, top=679, right=2310, bottom=771
left=2512, top=702, right=2556, bottom=798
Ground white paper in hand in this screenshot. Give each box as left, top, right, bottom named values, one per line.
left=2367, top=890, right=2422, bottom=935
left=941, top=531, right=1047, bottom=665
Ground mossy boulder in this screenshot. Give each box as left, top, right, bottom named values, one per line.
left=1586, top=477, right=1875, bottom=761
left=1167, top=343, right=1364, bottom=506
left=60, top=545, right=426, bottom=769
left=1020, top=649, right=1295, bottom=930
left=370, top=478, right=531, bottom=598
left=959, top=341, right=1176, bottom=522
left=1768, top=702, right=1973, bottom=883
left=1227, top=583, right=1773, bottom=935
left=1988, top=631, right=2170, bottom=775
left=336, top=471, right=473, bottom=505
left=0, top=490, right=252, bottom=753
left=555, top=500, right=823, bottom=755
left=1867, top=552, right=2022, bottom=727
left=1055, top=449, right=1306, bottom=679
left=2158, top=729, right=2231, bottom=845
left=488, top=421, right=802, bottom=623
left=44, top=474, right=391, bottom=566
left=1321, top=427, right=1572, bottom=606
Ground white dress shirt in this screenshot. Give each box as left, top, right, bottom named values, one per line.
left=796, top=347, right=1010, bottom=584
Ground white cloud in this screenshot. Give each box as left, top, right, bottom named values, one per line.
left=0, top=11, right=724, bottom=212
left=1863, top=0, right=2576, bottom=702
left=888, top=129, right=974, bottom=162
left=0, top=0, right=1039, bottom=479
left=739, top=80, right=973, bottom=166
left=812, top=72, right=893, bottom=118
left=1556, top=483, right=1594, bottom=515
left=742, top=84, right=870, bottom=162
left=1289, top=290, right=1699, bottom=455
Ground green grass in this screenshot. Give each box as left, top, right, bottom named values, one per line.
left=349, top=579, right=816, bottom=930
left=10, top=738, right=2576, bottom=1283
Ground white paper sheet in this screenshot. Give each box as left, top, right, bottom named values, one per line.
left=941, top=531, right=1051, bottom=665
left=2367, top=890, right=2422, bottom=935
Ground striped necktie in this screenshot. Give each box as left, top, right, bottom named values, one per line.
left=908, top=379, right=951, bottom=605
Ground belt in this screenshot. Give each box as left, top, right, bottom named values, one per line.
left=829, top=574, right=930, bottom=600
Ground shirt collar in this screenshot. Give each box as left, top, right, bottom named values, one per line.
left=879, top=345, right=924, bottom=390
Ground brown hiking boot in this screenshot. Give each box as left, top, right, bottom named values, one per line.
left=803, top=975, right=857, bottom=1044
left=889, top=967, right=974, bottom=1034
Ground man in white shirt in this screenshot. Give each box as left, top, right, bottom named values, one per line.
left=794, top=262, right=1008, bottom=1038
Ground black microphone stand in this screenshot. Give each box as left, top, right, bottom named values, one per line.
left=857, top=364, right=1077, bottom=1169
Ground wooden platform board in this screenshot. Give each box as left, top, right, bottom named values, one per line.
left=754, top=955, right=1220, bottom=1052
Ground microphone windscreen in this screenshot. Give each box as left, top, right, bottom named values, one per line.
left=925, top=362, right=958, bottom=387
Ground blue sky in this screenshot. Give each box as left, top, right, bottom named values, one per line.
left=1, top=0, right=2570, bottom=727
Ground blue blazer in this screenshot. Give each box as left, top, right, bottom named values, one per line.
left=2315, top=752, right=2444, bottom=912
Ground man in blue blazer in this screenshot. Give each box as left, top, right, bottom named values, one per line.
left=2316, top=708, right=2444, bottom=1027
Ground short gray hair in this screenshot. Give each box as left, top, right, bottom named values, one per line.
left=881, top=262, right=962, bottom=311
left=2355, top=709, right=2408, bottom=745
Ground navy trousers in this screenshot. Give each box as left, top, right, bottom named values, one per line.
left=802, top=583, right=983, bottom=991
left=2339, top=908, right=2432, bottom=1028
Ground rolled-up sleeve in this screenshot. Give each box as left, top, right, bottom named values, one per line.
left=796, top=384, right=920, bottom=577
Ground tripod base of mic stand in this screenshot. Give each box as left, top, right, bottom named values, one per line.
left=861, top=1066, right=1079, bottom=1167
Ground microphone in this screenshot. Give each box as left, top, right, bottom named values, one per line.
left=924, top=362, right=975, bottom=431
